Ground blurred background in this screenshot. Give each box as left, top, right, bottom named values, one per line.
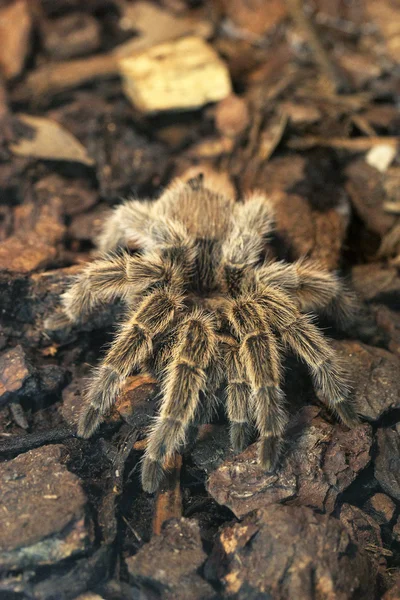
left=0, top=0, right=399, bottom=271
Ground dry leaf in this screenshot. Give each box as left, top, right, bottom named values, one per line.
left=10, top=114, right=94, bottom=166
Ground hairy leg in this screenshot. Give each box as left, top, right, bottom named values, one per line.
left=47, top=216, right=196, bottom=329
left=225, top=297, right=288, bottom=469
left=78, top=287, right=184, bottom=438
left=220, top=335, right=253, bottom=452
left=257, top=258, right=356, bottom=327
left=142, top=310, right=217, bottom=493
left=221, top=193, right=275, bottom=296
left=96, top=200, right=155, bottom=253
left=44, top=252, right=131, bottom=329
left=254, top=284, right=359, bottom=427
left=279, top=313, right=358, bottom=427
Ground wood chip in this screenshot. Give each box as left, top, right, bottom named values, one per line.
left=119, top=36, right=232, bottom=113
left=0, top=0, right=32, bottom=80
left=10, top=114, right=94, bottom=166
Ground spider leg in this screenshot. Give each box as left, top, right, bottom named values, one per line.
left=221, top=193, right=274, bottom=295
left=225, top=298, right=288, bottom=469
left=279, top=313, right=359, bottom=427
left=221, top=335, right=253, bottom=452
left=255, top=285, right=359, bottom=427
left=142, top=310, right=217, bottom=493
left=257, top=259, right=356, bottom=327
left=77, top=287, right=184, bottom=438
left=48, top=217, right=195, bottom=328
left=57, top=252, right=133, bottom=325
left=96, top=200, right=154, bottom=252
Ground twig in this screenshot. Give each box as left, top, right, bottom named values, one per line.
left=13, top=54, right=118, bottom=102
left=153, top=453, right=183, bottom=535
left=286, top=0, right=351, bottom=94
left=288, top=135, right=399, bottom=151
left=0, top=425, right=74, bottom=455
left=122, top=515, right=142, bottom=543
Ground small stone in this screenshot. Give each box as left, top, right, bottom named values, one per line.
left=119, top=36, right=232, bottom=113
left=0, top=445, right=91, bottom=570
left=215, top=94, right=250, bottom=137
left=0, top=0, right=32, bottom=79
left=375, top=425, right=400, bottom=502
left=333, top=340, right=400, bottom=421
left=9, top=400, right=28, bottom=429
left=366, top=144, right=397, bottom=173
left=0, top=345, right=33, bottom=404
left=363, top=494, right=396, bottom=526
left=126, top=518, right=215, bottom=600
left=207, top=406, right=372, bottom=518
left=206, top=504, right=374, bottom=599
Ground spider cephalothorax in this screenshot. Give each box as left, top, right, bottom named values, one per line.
left=48, top=175, right=359, bottom=492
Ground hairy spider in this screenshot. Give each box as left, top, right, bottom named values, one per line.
left=47, top=175, right=359, bottom=493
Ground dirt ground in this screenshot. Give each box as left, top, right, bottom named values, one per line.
left=0, top=1, right=400, bottom=599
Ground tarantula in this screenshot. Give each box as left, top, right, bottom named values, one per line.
left=47, top=175, right=359, bottom=493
